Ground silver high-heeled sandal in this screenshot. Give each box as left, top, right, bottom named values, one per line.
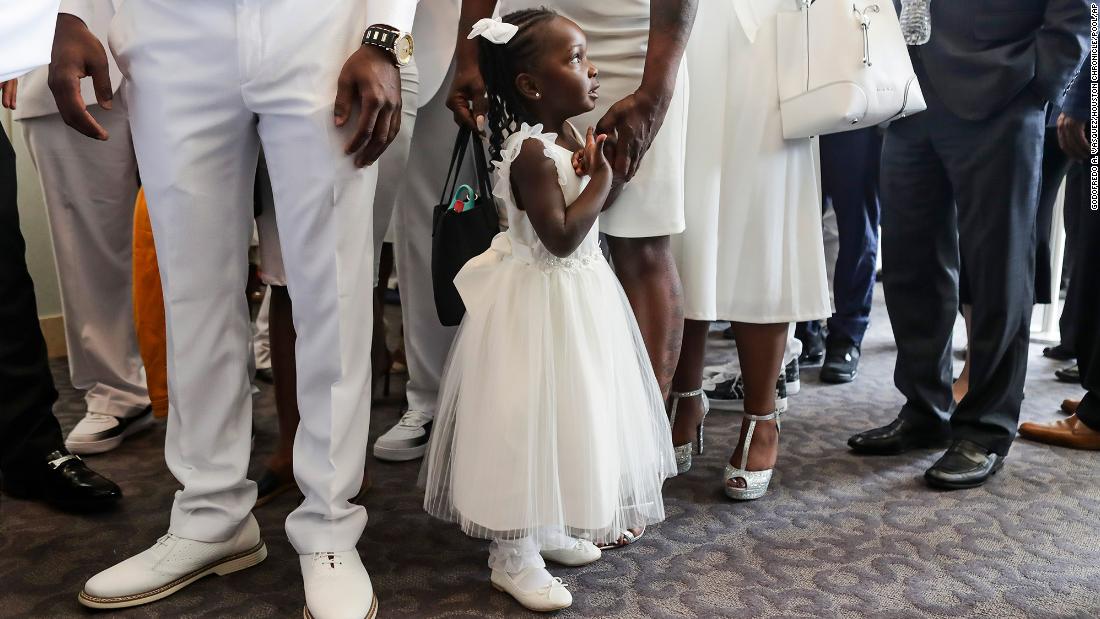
left=669, top=388, right=710, bottom=474
left=723, top=409, right=781, bottom=500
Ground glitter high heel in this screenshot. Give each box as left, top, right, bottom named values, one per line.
left=669, top=388, right=710, bottom=474
left=723, top=409, right=781, bottom=500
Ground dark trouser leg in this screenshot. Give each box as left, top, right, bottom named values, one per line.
left=937, top=93, right=1046, bottom=456
left=880, top=112, right=957, bottom=432
left=0, top=130, right=63, bottom=474
left=820, top=128, right=882, bottom=346
left=1033, top=127, right=1073, bottom=304
left=1072, top=168, right=1100, bottom=431
left=1058, top=163, right=1085, bottom=351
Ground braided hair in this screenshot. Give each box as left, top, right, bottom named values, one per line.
left=477, top=8, right=560, bottom=161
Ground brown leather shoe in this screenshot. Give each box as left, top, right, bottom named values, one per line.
left=1019, top=415, right=1100, bottom=450
left=1061, top=399, right=1081, bottom=415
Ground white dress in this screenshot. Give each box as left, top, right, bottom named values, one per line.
left=672, top=0, right=832, bottom=323
left=422, top=123, right=677, bottom=548
left=497, top=0, right=689, bottom=239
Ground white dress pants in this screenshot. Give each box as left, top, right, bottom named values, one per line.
left=21, top=102, right=150, bottom=418
left=109, top=0, right=378, bottom=553
left=393, top=64, right=464, bottom=416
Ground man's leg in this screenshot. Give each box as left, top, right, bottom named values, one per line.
left=1058, top=163, right=1085, bottom=354
left=606, top=235, right=684, bottom=397
left=1070, top=170, right=1100, bottom=431
left=0, top=130, right=121, bottom=512
left=1018, top=162, right=1100, bottom=449
left=0, top=128, right=63, bottom=471
left=938, top=93, right=1045, bottom=457
left=22, top=102, right=152, bottom=454
left=113, top=0, right=260, bottom=540
left=821, top=128, right=881, bottom=347
left=378, top=64, right=465, bottom=461
left=848, top=109, right=955, bottom=454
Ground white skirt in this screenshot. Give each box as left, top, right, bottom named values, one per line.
left=421, top=234, right=677, bottom=547
left=498, top=0, right=689, bottom=238
left=672, top=0, right=832, bottom=323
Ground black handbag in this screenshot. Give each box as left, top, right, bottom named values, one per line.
left=431, top=128, right=500, bottom=327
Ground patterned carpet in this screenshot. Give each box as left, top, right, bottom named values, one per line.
left=2, top=289, right=1098, bottom=618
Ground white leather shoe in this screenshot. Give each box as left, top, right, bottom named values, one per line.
left=301, top=550, right=378, bottom=619
left=540, top=538, right=601, bottom=567
left=78, top=514, right=266, bottom=609
left=490, top=567, right=572, bottom=612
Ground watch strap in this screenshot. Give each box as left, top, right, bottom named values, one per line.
left=363, top=25, right=399, bottom=53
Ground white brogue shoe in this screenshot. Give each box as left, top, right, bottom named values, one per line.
left=78, top=514, right=266, bottom=609
left=301, top=550, right=378, bottom=619
left=490, top=567, right=573, bottom=612
left=540, top=538, right=601, bottom=567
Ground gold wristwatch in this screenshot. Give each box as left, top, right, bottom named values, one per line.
left=362, top=24, right=414, bottom=67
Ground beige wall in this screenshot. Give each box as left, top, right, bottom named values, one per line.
left=2, top=109, right=63, bottom=319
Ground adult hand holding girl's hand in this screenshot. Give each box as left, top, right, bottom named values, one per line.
left=594, top=88, right=668, bottom=184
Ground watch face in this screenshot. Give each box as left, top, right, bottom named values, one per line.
left=395, top=35, right=414, bottom=66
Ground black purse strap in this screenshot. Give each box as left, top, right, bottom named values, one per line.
left=438, top=128, right=495, bottom=206
left=439, top=128, right=471, bottom=206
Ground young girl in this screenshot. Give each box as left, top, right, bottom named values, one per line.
left=422, top=9, right=676, bottom=612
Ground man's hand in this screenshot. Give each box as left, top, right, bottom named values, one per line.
left=447, top=60, right=488, bottom=134
left=1057, top=112, right=1091, bottom=160
left=1, top=80, right=16, bottom=110
left=334, top=44, right=403, bottom=168
left=48, top=13, right=113, bottom=140
left=594, top=89, right=668, bottom=184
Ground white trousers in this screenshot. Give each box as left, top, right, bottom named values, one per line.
left=21, top=103, right=150, bottom=418
left=110, top=0, right=377, bottom=553
left=393, top=64, right=465, bottom=416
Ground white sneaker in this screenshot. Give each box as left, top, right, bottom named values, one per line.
left=301, top=550, right=378, bottom=619
left=78, top=514, right=266, bottom=609
left=372, top=410, right=432, bottom=461
left=491, top=567, right=572, bottom=612
left=65, top=407, right=155, bottom=455
left=540, top=538, right=601, bottom=567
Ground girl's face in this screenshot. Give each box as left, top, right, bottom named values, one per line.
left=518, top=17, right=600, bottom=119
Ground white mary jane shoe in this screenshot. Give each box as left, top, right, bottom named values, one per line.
left=79, top=514, right=267, bottom=609
left=540, top=538, right=601, bottom=567
left=491, top=567, right=572, bottom=612
left=301, top=550, right=378, bottom=619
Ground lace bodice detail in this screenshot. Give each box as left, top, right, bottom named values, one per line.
left=491, top=123, right=600, bottom=266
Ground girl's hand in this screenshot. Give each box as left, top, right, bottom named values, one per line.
left=580, top=127, right=610, bottom=179
left=571, top=147, right=585, bottom=176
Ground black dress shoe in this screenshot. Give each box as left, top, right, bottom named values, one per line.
left=2, top=449, right=121, bottom=512
left=1042, top=344, right=1075, bottom=361
left=820, top=337, right=860, bottom=384
left=848, top=417, right=950, bottom=455
left=924, top=440, right=1004, bottom=490
left=798, top=330, right=825, bottom=367
left=1055, top=363, right=1081, bottom=384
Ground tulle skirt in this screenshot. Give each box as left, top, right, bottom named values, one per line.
left=421, top=234, right=677, bottom=548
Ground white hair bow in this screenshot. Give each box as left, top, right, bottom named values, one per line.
left=468, top=17, right=519, bottom=45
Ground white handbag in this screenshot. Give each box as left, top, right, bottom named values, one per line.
left=776, top=0, right=926, bottom=139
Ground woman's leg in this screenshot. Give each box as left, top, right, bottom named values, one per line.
left=728, top=322, right=787, bottom=488
left=669, top=319, right=711, bottom=447
left=606, top=235, right=684, bottom=398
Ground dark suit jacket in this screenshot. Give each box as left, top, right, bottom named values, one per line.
left=900, top=0, right=1090, bottom=120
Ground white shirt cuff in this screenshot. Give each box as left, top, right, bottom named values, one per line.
left=366, top=0, right=418, bottom=33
